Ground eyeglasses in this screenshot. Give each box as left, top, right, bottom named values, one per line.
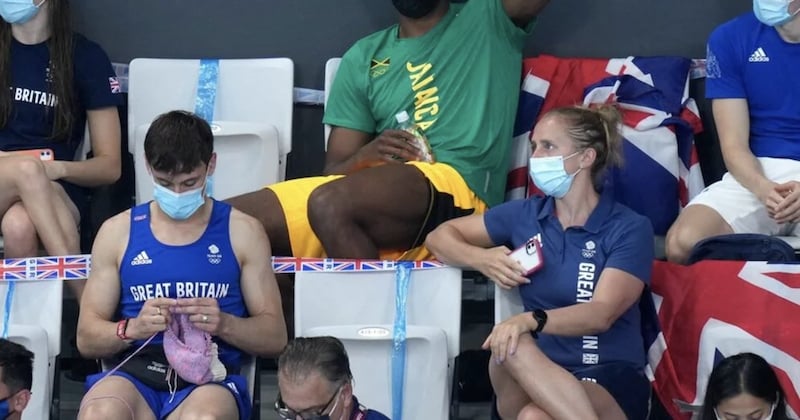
left=274, top=385, right=343, bottom=420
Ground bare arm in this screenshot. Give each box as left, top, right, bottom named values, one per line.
left=426, top=215, right=529, bottom=288
left=215, top=211, right=288, bottom=358
left=324, top=127, right=373, bottom=175
left=425, top=214, right=496, bottom=267
left=323, top=126, right=419, bottom=175
left=486, top=267, right=646, bottom=360
left=52, top=107, right=121, bottom=186
left=528, top=268, right=645, bottom=336
left=76, top=212, right=129, bottom=359
left=714, top=98, right=777, bottom=203
left=502, top=0, right=550, bottom=26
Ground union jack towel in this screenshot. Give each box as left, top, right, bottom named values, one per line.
left=648, top=261, right=800, bottom=419
left=507, top=55, right=705, bottom=235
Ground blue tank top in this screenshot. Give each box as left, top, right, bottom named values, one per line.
left=118, top=200, right=246, bottom=370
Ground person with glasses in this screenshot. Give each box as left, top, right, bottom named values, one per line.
left=701, top=353, right=794, bottom=420
left=0, top=339, right=34, bottom=420
left=276, top=336, right=389, bottom=420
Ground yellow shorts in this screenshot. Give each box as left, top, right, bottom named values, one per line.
left=266, top=162, right=487, bottom=260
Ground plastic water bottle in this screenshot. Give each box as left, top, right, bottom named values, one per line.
left=395, top=111, right=435, bottom=163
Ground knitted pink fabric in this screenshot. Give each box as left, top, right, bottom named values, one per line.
left=163, top=313, right=220, bottom=384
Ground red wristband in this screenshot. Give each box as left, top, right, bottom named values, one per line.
left=116, top=318, right=130, bottom=340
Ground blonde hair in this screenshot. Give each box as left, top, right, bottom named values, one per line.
left=543, top=104, right=623, bottom=188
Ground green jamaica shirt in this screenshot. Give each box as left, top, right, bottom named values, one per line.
left=323, top=0, right=532, bottom=206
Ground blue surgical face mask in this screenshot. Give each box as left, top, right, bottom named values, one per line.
left=152, top=177, right=210, bottom=221
left=0, top=0, right=45, bottom=25
left=0, top=395, right=14, bottom=420
left=529, top=151, right=582, bottom=198
left=754, top=0, right=800, bottom=26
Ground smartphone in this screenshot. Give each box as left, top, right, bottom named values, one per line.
left=12, top=148, right=54, bottom=161
left=508, top=237, right=543, bottom=275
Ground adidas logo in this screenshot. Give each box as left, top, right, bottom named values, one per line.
left=748, top=47, right=770, bottom=62
left=130, top=251, right=153, bottom=266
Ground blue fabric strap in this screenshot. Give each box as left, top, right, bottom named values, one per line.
left=2, top=281, right=15, bottom=339
left=194, top=59, right=219, bottom=123
left=391, top=262, right=412, bottom=420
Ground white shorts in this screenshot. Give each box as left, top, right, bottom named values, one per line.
left=687, top=157, right=800, bottom=236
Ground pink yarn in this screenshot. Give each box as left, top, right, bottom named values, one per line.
left=163, top=313, right=215, bottom=384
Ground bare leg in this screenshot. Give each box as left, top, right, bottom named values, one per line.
left=78, top=376, right=156, bottom=420
left=665, top=204, right=733, bottom=264
left=50, top=181, right=85, bottom=299
left=307, top=164, right=430, bottom=258
left=225, top=188, right=292, bottom=257
left=490, top=334, right=599, bottom=420
left=2, top=203, right=39, bottom=257
left=1, top=181, right=84, bottom=299
left=0, top=157, right=76, bottom=257
left=165, top=383, right=239, bottom=420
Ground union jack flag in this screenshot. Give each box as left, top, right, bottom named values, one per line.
left=507, top=55, right=704, bottom=235
left=648, top=261, right=800, bottom=419
left=269, top=257, right=445, bottom=273
left=0, top=258, right=29, bottom=281
left=109, top=77, right=121, bottom=94
left=272, top=256, right=304, bottom=274
left=34, top=256, right=90, bottom=280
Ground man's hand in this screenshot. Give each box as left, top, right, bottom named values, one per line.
left=174, top=298, right=226, bottom=336
left=754, top=181, right=782, bottom=216
left=474, top=246, right=530, bottom=290
left=773, top=181, right=800, bottom=224
left=128, top=297, right=177, bottom=340
left=354, top=130, right=421, bottom=167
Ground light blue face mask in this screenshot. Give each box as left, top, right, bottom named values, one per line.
left=754, top=0, right=799, bottom=26
left=0, top=0, right=45, bottom=25
left=152, top=177, right=210, bottom=220
left=529, top=151, right=582, bottom=198
left=204, top=175, right=214, bottom=199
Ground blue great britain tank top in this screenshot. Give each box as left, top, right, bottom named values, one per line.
left=118, top=199, right=246, bottom=370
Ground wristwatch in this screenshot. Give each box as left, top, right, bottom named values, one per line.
left=531, top=309, right=548, bottom=338
left=116, top=318, right=131, bottom=341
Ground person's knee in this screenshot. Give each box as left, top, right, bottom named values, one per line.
left=307, top=182, right=350, bottom=227
left=78, top=398, right=132, bottom=420
left=665, top=222, right=697, bottom=263
left=13, top=158, right=48, bottom=186
left=1, top=206, right=38, bottom=253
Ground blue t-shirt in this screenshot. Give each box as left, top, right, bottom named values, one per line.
left=706, top=12, right=800, bottom=159
left=118, top=200, right=248, bottom=371
left=484, top=191, right=654, bottom=370
left=350, top=397, right=390, bottom=420
left=0, top=34, right=122, bottom=207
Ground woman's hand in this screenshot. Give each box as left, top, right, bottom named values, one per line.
left=474, top=246, right=530, bottom=289
left=482, top=312, right=535, bottom=363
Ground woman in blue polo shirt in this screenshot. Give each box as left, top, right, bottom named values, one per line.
left=427, top=105, right=654, bottom=420
left=0, top=0, right=122, bottom=299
